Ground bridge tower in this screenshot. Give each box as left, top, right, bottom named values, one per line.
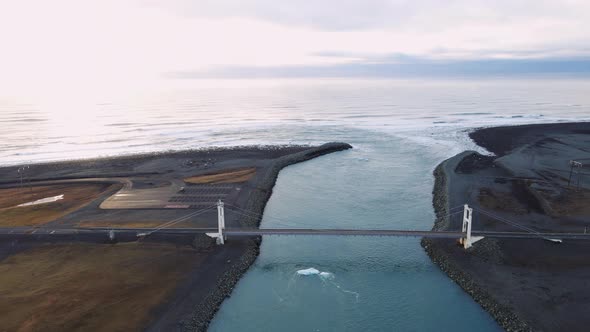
left=206, top=200, right=226, bottom=245
left=460, top=204, right=484, bottom=249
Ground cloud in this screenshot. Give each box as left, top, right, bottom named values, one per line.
left=140, top=0, right=590, bottom=61
left=0, top=0, right=589, bottom=89
left=141, top=0, right=416, bottom=31
left=167, top=57, right=590, bottom=79
left=142, top=0, right=590, bottom=33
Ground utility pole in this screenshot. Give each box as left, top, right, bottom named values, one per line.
left=17, top=165, right=30, bottom=193
left=27, top=164, right=32, bottom=194
left=18, top=167, right=23, bottom=192
left=568, top=160, right=583, bottom=188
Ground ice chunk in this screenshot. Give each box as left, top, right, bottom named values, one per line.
left=319, top=272, right=333, bottom=279
left=297, top=268, right=320, bottom=275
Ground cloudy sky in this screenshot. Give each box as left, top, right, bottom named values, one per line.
left=1, top=0, right=589, bottom=89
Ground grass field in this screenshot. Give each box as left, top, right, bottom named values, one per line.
left=540, top=188, right=590, bottom=216
left=184, top=167, right=256, bottom=184
left=0, top=242, right=200, bottom=332
left=0, top=184, right=117, bottom=226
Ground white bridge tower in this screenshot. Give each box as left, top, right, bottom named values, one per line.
left=460, top=204, right=484, bottom=249
left=206, top=200, right=226, bottom=245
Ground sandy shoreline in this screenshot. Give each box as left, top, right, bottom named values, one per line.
left=422, top=122, right=590, bottom=331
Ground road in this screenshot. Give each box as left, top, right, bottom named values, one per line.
left=2, top=226, right=590, bottom=241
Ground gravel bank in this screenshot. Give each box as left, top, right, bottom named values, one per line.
left=422, top=122, right=590, bottom=331
left=421, top=158, right=531, bottom=332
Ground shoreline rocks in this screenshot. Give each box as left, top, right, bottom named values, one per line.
left=421, top=154, right=531, bottom=332
left=185, top=142, right=352, bottom=331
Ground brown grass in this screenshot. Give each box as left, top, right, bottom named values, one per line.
left=0, top=242, right=200, bottom=332
left=184, top=167, right=256, bottom=184
left=478, top=188, right=528, bottom=214
left=541, top=188, right=590, bottom=216
left=0, top=184, right=117, bottom=226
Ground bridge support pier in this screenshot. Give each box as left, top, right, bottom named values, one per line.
left=206, top=200, right=226, bottom=245
left=460, top=204, right=484, bottom=249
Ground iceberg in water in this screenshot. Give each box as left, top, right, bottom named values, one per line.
left=297, top=268, right=320, bottom=276
left=295, top=267, right=357, bottom=301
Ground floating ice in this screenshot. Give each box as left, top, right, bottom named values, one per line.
left=296, top=268, right=358, bottom=302
left=17, top=194, right=64, bottom=207
left=297, top=268, right=334, bottom=279
left=297, top=268, right=320, bottom=276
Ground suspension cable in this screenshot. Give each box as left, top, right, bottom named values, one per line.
left=473, top=207, right=549, bottom=240
left=144, top=204, right=216, bottom=236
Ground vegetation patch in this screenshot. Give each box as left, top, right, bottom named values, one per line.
left=540, top=188, right=590, bottom=216
left=0, top=184, right=117, bottom=226
left=184, top=168, right=256, bottom=184
left=478, top=187, right=528, bottom=214
left=0, top=242, right=199, bottom=332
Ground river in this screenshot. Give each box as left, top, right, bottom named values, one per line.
left=1, top=78, right=589, bottom=330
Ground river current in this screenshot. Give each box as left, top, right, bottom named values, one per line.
left=1, top=78, right=589, bottom=331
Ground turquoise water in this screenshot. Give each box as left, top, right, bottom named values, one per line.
left=209, top=130, right=501, bottom=331
left=1, top=78, right=590, bottom=330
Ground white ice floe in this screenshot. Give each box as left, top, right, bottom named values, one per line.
left=297, top=268, right=334, bottom=279
left=296, top=267, right=358, bottom=302
left=17, top=194, right=64, bottom=207
left=297, top=268, right=320, bottom=276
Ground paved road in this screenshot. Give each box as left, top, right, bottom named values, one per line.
left=2, top=226, right=590, bottom=241
left=100, top=179, right=185, bottom=209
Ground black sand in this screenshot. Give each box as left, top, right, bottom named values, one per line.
left=0, top=143, right=352, bottom=331
left=423, top=122, right=590, bottom=331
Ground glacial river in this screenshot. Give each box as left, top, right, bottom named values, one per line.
left=1, top=78, right=589, bottom=330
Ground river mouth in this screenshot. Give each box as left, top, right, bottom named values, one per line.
left=209, top=132, right=501, bottom=331
left=2, top=78, right=589, bottom=330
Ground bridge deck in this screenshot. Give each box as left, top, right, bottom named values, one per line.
left=2, top=226, right=590, bottom=241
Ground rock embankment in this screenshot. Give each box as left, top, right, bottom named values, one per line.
left=185, top=142, right=352, bottom=331
left=421, top=154, right=531, bottom=332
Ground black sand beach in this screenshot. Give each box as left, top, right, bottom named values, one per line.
left=0, top=143, right=352, bottom=331
left=423, top=122, right=590, bottom=331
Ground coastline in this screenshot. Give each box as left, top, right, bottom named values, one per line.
left=0, top=142, right=352, bottom=331
left=422, top=121, right=590, bottom=331
left=421, top=155, right=530, bottom=331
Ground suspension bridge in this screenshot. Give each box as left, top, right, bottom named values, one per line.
left=4, top=200, right=589, bottom=249
left=203, top=201, right=574, bottom=248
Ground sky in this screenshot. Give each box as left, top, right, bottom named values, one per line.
left=1, top=0, right=589, bottom=91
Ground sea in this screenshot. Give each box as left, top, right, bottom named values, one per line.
left=1, top=78, right=589, bottom=331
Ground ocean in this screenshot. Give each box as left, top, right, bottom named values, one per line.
left=1, top=78, right=589, bottom=330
